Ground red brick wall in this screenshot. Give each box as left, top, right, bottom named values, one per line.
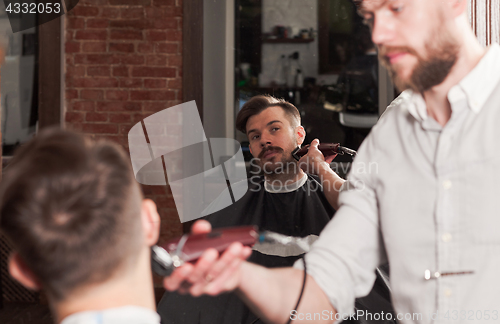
left=64, top=0, right=184, bottom=243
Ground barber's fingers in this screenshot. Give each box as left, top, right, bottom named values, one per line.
left=163, top=262, right=195, bottom=291
left=186, top=248, right=219, bottom=282
left=325, top=153, right=338, bottom=164
left=204, top=256, right=247, bottom=295
left=163, top=247, right=217, bottom=292
left=310, top=138, right=320, bottom=148
left=191, top=219, right=212, bottom=234
left=189, top=243, right=251, bottom=296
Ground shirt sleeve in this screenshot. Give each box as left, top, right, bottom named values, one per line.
left=294, top=129, right=384, bottom=321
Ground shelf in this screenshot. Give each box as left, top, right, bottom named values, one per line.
left=262, top=38, right=314, bottom=44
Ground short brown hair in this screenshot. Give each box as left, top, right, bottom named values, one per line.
left=236, top=95, right=301, bottom=134
left=0, top=128, right=143, bottom=301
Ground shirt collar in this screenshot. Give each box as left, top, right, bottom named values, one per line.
left=61, top=306, right=160, bottom=324
left=405, top=43, right=500, bottom=122
left=264, top=173, right=307, bottom=193
left=457, top=43, right=500, bottom=113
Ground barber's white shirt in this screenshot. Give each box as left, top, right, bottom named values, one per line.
left=296, top=44, right=500, bottom=324
left=61, top=306, right=160, bottom=324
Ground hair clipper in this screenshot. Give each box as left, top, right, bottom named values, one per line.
left=291, top=143, right=357, bottom=161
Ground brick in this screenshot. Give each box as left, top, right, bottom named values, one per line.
left=86, top=112, right=108, bottom=122
left=145, top=7, right=163, bottom=19
left=113, top=66, right=129, bottom=77
left=120, top=8, right=144, bottom=19
left=81, top=90, right=104, bottom=100
left=82, top=124, right=119, bottom=134
left=67, top=17, right=85, bottom=29
left=106, top=90, right=129, bottom=101
left=155, top=195, right=177, bottom=208
left=165, top=30, right=181, bottom=42
left=119, top=78, right=143, bottom=88
left=152, top=19, right=177, bottom=30
left=65, top=30, right=74, bottom=42
left=167, top=79, right=181, bottom=89
left=143, top=102, right=168, bottom=112
left=145, top=31, right=167, bottom=42
left=65, top=41, right=81, bottom=53
left=109, top=0, right=151, bottom=5
left=79, top=0, right=107, bottom=4
left=82, top=42, right=107, bottom=52
left=110, top=19, right=152, bottom=29
left=119, top=123, right=135, bottom=135
left=75, top=30, right=107, bottom=41
left=100, top=7, right=120, bottom=18
left=138, top=43, right=154, bottom=53
left=145, top=79, right=167, bottom=88
left=73, top=101, right=96, bottom=111
left=119, top=55, right=145, bottom=65
left=153, top=0, right=175, bottom=6
left=157, top=43, right=178, bottom=54
left=167, top=55, right=182, bottom=67
left=162, top=6, right=182, bottom=17
left=110, top=30, right=143, bottom=40
left=81, top=78, right=119, bottom=88
left=87, top=66, right=111, bottom=77
left=109, top=43, right=135, bottom=53
left=66, top=75, right=85, bottom=88
left=72, top=6, right=99, bottom=17
left=110, top=113, right=132, bottom=123
left=130, top=90, right=175, bottom=101
left=66, top=89, right=79, bottom=100
left=75, top=54, right=118, bottom=65
left=132, top=67, right=175, bottom=78
left=132, top=113, right=148, bottom=123
left=97, top=102, right=142, bottom=112
left=146, top=55, right=167, bottom=66
left=67, top=66, right=86, bottom=78
left=87, top=18, right=109, bottom=29
left=65, top=112, right=84, bottom=123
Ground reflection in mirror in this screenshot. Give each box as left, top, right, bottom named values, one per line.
left=235, top=0, right=384, bottom=171
left=0, top=1, right=39, bottom=157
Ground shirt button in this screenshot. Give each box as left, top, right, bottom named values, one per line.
left=445, top=289, right=452, bottom=297
left=443, top=180, right=453, bottom=190
left=442, top=233, right=452, bottom=242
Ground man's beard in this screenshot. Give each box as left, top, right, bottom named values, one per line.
left=379, top=29, right=459, bottom=93
left=257, top=145, right=298, bottom=177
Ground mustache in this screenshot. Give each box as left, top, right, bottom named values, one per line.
left=378, top=46, right=419, bottom=63
left=258, top=146, right=284, bottom=159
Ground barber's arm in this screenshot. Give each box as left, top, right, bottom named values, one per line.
left=299, top=139, right=345, bottom=210
left=164, top=133, right=382, bottom=323
left=163, top=221, right=336, bottom=324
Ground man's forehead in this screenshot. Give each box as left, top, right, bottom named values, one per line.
left=246, top=106, right=288, bottom=129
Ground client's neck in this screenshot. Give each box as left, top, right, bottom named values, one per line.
left=53, top=248, right=155, bottom=323
left=264, top=164, right=305, bottom=184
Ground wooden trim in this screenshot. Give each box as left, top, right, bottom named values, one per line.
left=182, top=0, right=203, bottom=120
left=182, top=0, right=203, bottom=233
left=38, top=16, right=62, bottom=129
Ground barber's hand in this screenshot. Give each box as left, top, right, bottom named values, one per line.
left=163, top=220, right=252, bottom=296
left=298, top=139, right=337, bottom=175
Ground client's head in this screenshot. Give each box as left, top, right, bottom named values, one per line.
left=0, top=128, right=160, bottom=316
left=236, top=95, right=305, bottom=177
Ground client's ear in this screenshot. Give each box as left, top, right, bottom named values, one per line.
left=141, top=199, right=161, bottom=246
left=9, top=252, right=41, bottom=291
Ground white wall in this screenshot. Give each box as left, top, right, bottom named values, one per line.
left=260, top=0, right=318, bottom=85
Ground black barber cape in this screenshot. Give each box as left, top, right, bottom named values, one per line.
left=157, top=175, right=395, bottom=324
